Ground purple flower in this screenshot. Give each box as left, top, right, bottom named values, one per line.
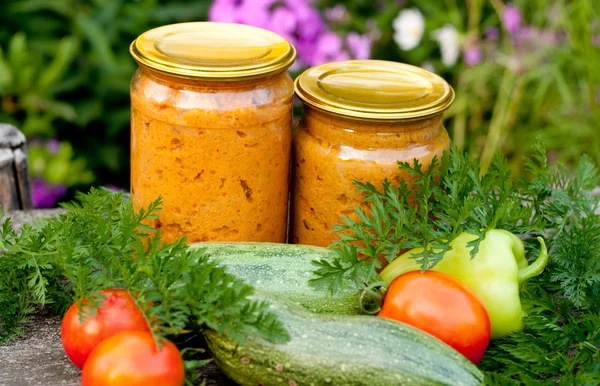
left=308, top=31, right=344, bottom=65
left=287, top=2, right=325, bottom=41
left=236, top=2, right=271, bottom=29
left=104, top=184, right=124, bottom=192
left=325, top=4, right=348, bottom=23
left=485, top=27, right=500, bottom=41
left=209, top=0, right=273, bottom=27
left=31, top=178, right=67, bottom=209
left=366, top=18, right=382, bottom=42
left=209, top=0, right=328, bottom=68
left=29, top=137, right=42, bottom=147
left=270, top=6, right=298, bottom=34
left=46, top=139, right=60, bottom=154
left=207, top=0, right=238, bottom=23
left=592, top=35, right=600, bottom=47
left=346, top=32, right=371, bottom=60
left=207, top=0, right=367, bottom=69
left=502, top=5, right=522, bottom=35
left=464, top=45, right=482, bottom=66
left=511, top=26, right=563, bottom=51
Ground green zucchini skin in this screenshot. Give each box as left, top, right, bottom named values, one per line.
left=189, top=242, right=361, bottom=315
left=205, top=292, right=484, bottom=386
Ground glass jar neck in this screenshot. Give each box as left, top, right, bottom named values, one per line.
left=301, top=107, right=445, bottom=149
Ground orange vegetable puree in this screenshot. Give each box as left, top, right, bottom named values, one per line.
left=131, top=69, right=294, bottom=243
left=290, top=108, right=449, bottom=247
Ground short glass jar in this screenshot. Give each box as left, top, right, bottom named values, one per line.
left=130, top=22, right=296, bottom=243
left=290, top=60, right=454, bottom=247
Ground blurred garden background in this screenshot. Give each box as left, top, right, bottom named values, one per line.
left=0, top=0, right=598, bottom=208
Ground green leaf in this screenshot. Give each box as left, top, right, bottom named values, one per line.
left=9, top=0, right=74, bottom=18
left=39, top=36, right=79, bottom=90
left=7, top=32, right=27, bottom=70
left=75, top=13, right=117, bottom=70
left=20, top=112, right=53, bottom=136
left=0, top=47, right=14, bottom=91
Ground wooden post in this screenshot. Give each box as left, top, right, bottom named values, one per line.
left=0, top=124, right=32, bottom=210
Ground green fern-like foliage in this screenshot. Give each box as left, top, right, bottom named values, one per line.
left=0, top=188, right=288, bottom=348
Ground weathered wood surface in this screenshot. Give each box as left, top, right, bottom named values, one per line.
left=0, top=124, right=32, bottom=211
left=0, top=209, right=234, bottom=386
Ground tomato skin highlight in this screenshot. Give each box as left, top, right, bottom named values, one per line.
left=378, top=270, right=491, bottom=364
left=81, top=330, right=185, bottom=386
left=61, top=289, right=150, bottom=369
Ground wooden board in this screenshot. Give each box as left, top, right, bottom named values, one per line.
left=0, top=125, right=31, bottom=211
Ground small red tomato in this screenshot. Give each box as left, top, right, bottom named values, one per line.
left=81, top=330, right=185, bottom=386
left=61, top=288, right=150, bottom=369
left=378, top=270, right=491, bottom=364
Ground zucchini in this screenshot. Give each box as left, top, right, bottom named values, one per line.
left=205, top=291, right=484, bottom=386
left=189, top=242, right=361, bottom=315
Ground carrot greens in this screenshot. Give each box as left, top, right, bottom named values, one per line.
left=0, top=189, right=288, bottom=347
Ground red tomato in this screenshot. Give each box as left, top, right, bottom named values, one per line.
left=378, top=270, right=490, bottom=364
left=61, top=288, right=150, bottom=369
left=81, top=330, right=185, bottom=386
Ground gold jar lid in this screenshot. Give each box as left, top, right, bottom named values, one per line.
left=130, top=22, right=296, bottom=80
left=294, top=60, right=454, bottom=121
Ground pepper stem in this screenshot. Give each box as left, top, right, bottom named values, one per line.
left=518, top=237, right=548, bottom=285
left=359, top=281, right=388, bottom=315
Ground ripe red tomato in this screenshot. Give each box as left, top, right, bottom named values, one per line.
left=81, top=330, right=185, bottom=386
left=61, top=288, right=150, bottom=369
left=378, top=270, right=490, bottom=364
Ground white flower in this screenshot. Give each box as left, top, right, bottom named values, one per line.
left=431, top=24, right=460, bottom=66
left=420, top=61, right=435, bottom=73
left=392, top=8, right=425, bottom=51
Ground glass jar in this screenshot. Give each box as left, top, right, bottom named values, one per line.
left=290, top=60, right=454, bottom=247
left=129, top=22, right=296, bottom=243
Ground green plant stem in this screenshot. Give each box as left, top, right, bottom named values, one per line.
left=452, top=92, right=467, bottom=150
left=480, top=70, right=526, bottom=173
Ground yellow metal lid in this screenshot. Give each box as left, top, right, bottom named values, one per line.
left=294, top=60, right=455, bottom=121
left=130, top=22, right=296, bottom=80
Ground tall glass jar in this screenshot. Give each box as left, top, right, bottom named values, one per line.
left=291, top=60, right=454, bottom=247
left=130, top=23, right=296, bottom=243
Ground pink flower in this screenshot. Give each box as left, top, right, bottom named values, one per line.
left=209, top=0, right=330, bottom=69
left=309, top=31, right=343, bottom=65
left=208, top=0, right=365, bottom=69
left=366, top=18, right=382, bottom=41
left=236, top=2, right=271, bottom=29
left=330, top=51, right=351, bottom=62
left=207, top=0, right=237, bottom=23
left=270, top=6, right=298, bottom=34
left=485, top=27, right=500, bottom=41
left=46, top=139, right=61, bottom=154
left=464, top=45, right=482, bottom=66
left=287, top=2, right=325, bottom=41
left=346, top=32, right=371, bottom=60
left=325, top=4, right=349, bottom=24
left=502, top=5, right=522, bottom=35
left=104, top=184, right=125, bottom=192
left=32, top=178, right=67, bottom=208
